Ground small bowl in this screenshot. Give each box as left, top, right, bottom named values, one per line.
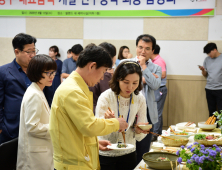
left=198, top=122, right=217, bottom=131
left=170, top=131, right=192, bottom=138
left=143, top=152, right=179, bottom=170
left=138, top=124, right=152, bottom=131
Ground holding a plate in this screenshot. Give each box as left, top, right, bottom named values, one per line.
left=95, top=61, right=151, bottom=170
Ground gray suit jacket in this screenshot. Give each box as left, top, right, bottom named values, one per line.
left=120, top=58, right=162, bottom=124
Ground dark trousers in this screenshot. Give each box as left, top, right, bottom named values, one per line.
left=0, top=132, right=13, bottom=145
left=205, top=88, right=222, bottom=117
left=99, top=151, right=137, bottom=170
left=153, top=86, right=168, bottom=135
left=136, top=108, right=153, bottom=165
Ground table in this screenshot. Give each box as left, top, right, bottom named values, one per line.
left=134, top=126, right=221, bottom=170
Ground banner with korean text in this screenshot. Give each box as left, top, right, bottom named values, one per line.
left=0, top=0, right=215, bottom=17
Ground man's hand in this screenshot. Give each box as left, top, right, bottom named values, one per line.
left=152, top=73, right=159, bottom=78
left=142, top=77, right=146, bottom=84
left=117, top=118, right=128, bottom=132
left=61, top=73, right=70, bottom=79
left=135, top=122, right=151, bottom=134
left=0, top=129, right=2, bottom=134
left=198, top=65, right=205, bottom=71
left=137, top=55, right=147, bottom=70
left=99, top=140, right=112, bottom=151
left=105, top=109, right=115, bottom=119
left=199, top=66, right=208, bottom=77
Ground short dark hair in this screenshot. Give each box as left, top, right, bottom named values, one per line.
left=204, top=43, right=217, bottom=54
left=109, top=61, right=143, bottom=95
left=27, top=54, right=57, bottom=83
left=67, top=49, right=72, bottom=54
left=12, top=33, right=37, bottom=51
left=99, top=42, right=116, bottom=58
left=136, top=34, right=156, bottom=51
left=153, top=44, right=160, bottom=54
left=71, top=44, right=83, bottom=55
left=76, top=45, right=112, bottom=69
left=118, top=46, right=129, bottom=60
left=49, top=45, right=61, bottom=57
left=85, top=43, right=96, bottom=49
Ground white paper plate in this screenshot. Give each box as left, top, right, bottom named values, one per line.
left=176, top=122, right=196, bottom=130
left=107, top=144, right=134, bottom=150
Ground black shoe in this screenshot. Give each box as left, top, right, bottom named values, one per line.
left=151, top=136, right=157, bottom=142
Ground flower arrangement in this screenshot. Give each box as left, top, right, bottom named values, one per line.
left=176, top=142, right=222, bottom=170
left=214, top=111, right=222, bottom=126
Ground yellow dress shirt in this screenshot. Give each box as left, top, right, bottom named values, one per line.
left=49, top=71, right=119, bottom=170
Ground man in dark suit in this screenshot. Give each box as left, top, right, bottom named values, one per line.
left=0, top=33, right=38, bottom=144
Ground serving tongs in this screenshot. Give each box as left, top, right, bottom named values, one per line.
left=185, top=121, right=194, bottom=126
left=108, top=107, right=126, bottom=148
left=135, top=125, right=177, bottom=141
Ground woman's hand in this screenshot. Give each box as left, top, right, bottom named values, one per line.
left=104, top=109, right=115, bottom=119
left=135, top=122, right=151, bottom=134
left=99, top=140, right=112, bottom=151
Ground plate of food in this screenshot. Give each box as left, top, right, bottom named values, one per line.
left=170, top=131, right=193, bottom=138
left=107, top=143, right=134, bottom=150
left=194, top=133, right=222, bottom=146
left=137, top=124, right=152, bottom=131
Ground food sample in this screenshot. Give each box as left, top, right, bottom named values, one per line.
left=205, top=115, right=216, bottom=124
left=117, top=142, right=128, bottom=148
left=156, top=157, right=170, bottom=161
left=171, top=130, right=188, bottom=135
left=194, top=134, right=222, bottom=141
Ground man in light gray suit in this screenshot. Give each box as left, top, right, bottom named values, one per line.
left=127, top=34, right=162, bottom=164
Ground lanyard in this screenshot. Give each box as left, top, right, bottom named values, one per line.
left=117, top=94, right=132, bottom=124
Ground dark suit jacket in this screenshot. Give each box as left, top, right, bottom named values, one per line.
left=0, top=59, right=50, bottom=142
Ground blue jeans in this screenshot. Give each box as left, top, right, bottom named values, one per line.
left=153, top=86, right=168, bottom=135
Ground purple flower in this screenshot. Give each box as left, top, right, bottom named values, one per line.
left=199, top=156, right=205, bottom=163
left=178, top=157, right=182, bottom=164
left=193, top=142, right=199, bottom=145
left=176, top=150, right=180, bottom=156
left=209, top=150, right=217, bottom=157
left=191, top=154, right=197, bottom=160
left=181, top=145, right=185, bottom=149
left=199, top=168, right=202, bottom=170
left=206, top=156, right=213, bottom=162
left=200, top=150, right=208, bottom=154
left=213, top=144, right=218, bottom=148
left=187, top=159, right=192, bottom=164
left=191, top=147, right=196, bottom=153
left=200, top=145, right=205, bottom=149
left=195, top=156, right=200, bottom=164
left=187, top=144, right=193, bottom=149
left=216, top=147, right=221, bottom=152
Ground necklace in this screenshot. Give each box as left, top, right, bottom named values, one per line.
left=117, top=94, right=132, bottom=123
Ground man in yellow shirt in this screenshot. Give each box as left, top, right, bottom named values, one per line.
left=49, top=44, right=128, bottom=170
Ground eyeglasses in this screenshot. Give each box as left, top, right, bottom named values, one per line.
left=44, top=71, right=56, bottom=77
left=22, top=48, right=39, bottom=55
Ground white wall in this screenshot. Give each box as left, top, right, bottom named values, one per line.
left=0, top=15, right=222, bottom=75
